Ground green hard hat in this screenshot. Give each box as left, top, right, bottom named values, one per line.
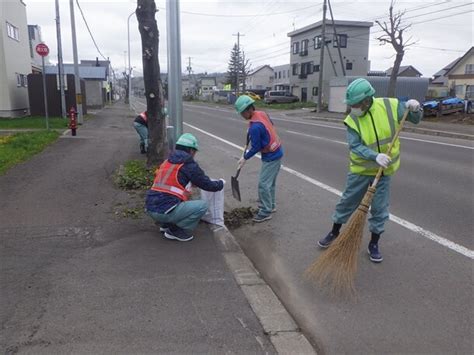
left=345, top=78, right=375, bottom=105
left=234, top=95, right=255, bottom=113
left=176, top=133, right=199, bottom=151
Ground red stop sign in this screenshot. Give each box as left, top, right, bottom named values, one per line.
left=35, top=43, right=49, bottom=57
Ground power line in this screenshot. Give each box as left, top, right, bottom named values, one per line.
left=75, top=0, right=107, bottom=61
left=156, top=4, right=319, bottom=18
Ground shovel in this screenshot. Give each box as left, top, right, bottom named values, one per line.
left=231, top=142, right=248, bottom=202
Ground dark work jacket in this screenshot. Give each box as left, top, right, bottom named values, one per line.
left=145, top=149, right=223, bottom=213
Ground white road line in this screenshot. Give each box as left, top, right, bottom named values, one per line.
left=184, top=103, right=474, bottom=149
left=285, top=130, right=347, bottom=145
left=185, top=122, right=474, bottom=260
left=400, top=136, right=474, bottom=150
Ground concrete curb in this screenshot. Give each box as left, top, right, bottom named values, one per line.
left=209, top=225, right=317, bottom=355
left=283, top=114, right=474, bottom=141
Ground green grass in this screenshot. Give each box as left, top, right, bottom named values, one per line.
left=0, top=116, right=68, bottom=129
left=115, top=160, right=155, bottom=190
left=0, top=130, right=60, bottom=175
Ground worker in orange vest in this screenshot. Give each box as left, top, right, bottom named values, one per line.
left=234, top=95, right=284, bottom=223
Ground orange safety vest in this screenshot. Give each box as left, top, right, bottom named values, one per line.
left=150, top=160, right=190, bottom=201
left=249, top=111, right=281, bottom=153
left=139, top=112, right=148, bottom=122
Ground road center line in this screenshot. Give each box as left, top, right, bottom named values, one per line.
left=184, top=103, right=474, bottom=149
left=285, top=130, right=347, bottom=145
left=184, top=121, right=474, bottom=260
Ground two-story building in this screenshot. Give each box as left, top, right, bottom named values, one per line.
left=273, top=64, right=290, bottom=91
left=245, top=65, right=273, bottom=91
left=287, top=20, right=373, bottom=104
left=445, top=47, right=474, bottom=100
left=0, top=0, right=32, bottom=117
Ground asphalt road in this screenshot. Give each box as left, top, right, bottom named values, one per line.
left=132, top=99, right=473, bottom=353
left=180, top=102, right=473, bottom=250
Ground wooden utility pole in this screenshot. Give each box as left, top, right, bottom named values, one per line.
left=136, top=0, right=167, bottom=166
left=317, top=0, right=327, bottom=113
left=328, top=0, right=346, bottom=76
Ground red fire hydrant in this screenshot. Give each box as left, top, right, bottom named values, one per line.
left=69, top=107, right=77, bottom=136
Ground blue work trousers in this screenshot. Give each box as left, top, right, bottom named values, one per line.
left=333, top=173, right=391, bottom=235
left=133, top=122, right=149, bottom=149
left=258, top=159, right=282, bottom=216
left=147, top=200, right=208, bottom=231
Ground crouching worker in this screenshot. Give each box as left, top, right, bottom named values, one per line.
left=133, top=111, right=148, bottom=154
left=145, top=133, right=224, bottom=242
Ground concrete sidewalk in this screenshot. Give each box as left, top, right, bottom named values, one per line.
left=0, top=102, right=316, bottom=354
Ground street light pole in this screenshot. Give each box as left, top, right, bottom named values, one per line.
left=127, top=10, right=134, bottom=106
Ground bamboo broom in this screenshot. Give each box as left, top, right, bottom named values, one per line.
left=305, top=109, right=410, bottom=295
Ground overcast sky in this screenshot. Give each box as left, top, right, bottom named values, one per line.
left=24, top=0, right=473, bottom=78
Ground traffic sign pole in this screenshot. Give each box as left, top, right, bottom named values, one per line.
left=36, top=43, right=50, bottom=129
left=41, top=55, right=49, bottom=129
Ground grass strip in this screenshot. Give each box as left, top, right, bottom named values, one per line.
left=0, top=130, right=60, bottom=175
left=0, top=116, right=68, bottom=129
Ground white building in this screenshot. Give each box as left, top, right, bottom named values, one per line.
left=288, top=20, right=373, bottom=104
left=0, top=0, right=32, bottom=117
left=245, top=65, right=273, bottom=91
left=272, top=64, right=290, bottom=91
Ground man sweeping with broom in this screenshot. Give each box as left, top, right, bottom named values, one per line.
left=317, top=78, right=422, bottom=263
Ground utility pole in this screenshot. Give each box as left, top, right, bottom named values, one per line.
left=127, top=10, right=134, bottom=106
left=54, top=0, right=66, bottom=118
left=69, top=0, right=83, bottom=124
left=317, top=0, right=327, bottom=113
left=186, top=57, right=193, bottom=96
left=328, top=0, right=346, bottom=76
left=232, top=32, right=244, bottom=95
left=167, top=0, right=183, bottom=141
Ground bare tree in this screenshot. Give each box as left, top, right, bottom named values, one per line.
left=136, top=0, right=167, bottom=167
left=376, top=0, right=416, bottom=97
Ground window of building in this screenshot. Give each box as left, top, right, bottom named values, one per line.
left=333, top=34, right=347, bottom=48
left=292, top=64, right=299, bottom=75
left=465, top=64, right=474, bottom=74
left=278, top=71, right=281, bottom=79
left=455, top=85, right=464, bottom=96
left=312, top=87, right=319, bottom=96
left=313, top=35, right=322, bottom=49
left=283, top=70, right=286, bottom=78
left=292, top=42, right=300, bottom=54
left=16, top=73, right=27, bottom=87
left=274, top=72, right=277, bottom=79
left=7, top=22, right=19, bottom=41
left=28, top=26, right=35, bottom=40
left=301, top=39, right=309, bottom=55
left=466, top=85, right=474, bottom=99
left=346, top=62, right=353, bottom=70
left=314, top=64, right=320, bottom=72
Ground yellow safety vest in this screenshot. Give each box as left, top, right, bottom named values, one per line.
left=344, top=97, right=400, bottom=176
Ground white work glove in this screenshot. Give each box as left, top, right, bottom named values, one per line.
left=238, top=158, right=246, bottom=169
left=405, top=99, right=420, bottom=112
left=219, top=178, right=226, bottom=185
left=376, top=153, right=391, bottom=168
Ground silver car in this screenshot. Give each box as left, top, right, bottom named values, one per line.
left=264, top=91, right=299, bottom=104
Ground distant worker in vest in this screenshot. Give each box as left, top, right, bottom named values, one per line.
left=234, top=95, right=284, bottom=223
left=317, top=78, right=422, bottom=262
left=133, top=111, right=148, bottom=154
left=145, top=133, right=224, bottom=242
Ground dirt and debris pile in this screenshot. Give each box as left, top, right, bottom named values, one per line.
left=224, top=207, right=257, bottom=229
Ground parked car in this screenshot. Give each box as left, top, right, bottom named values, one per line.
left=241, top=91, right=261, bottom=100
left=264, top=91, right=299, bottom=104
